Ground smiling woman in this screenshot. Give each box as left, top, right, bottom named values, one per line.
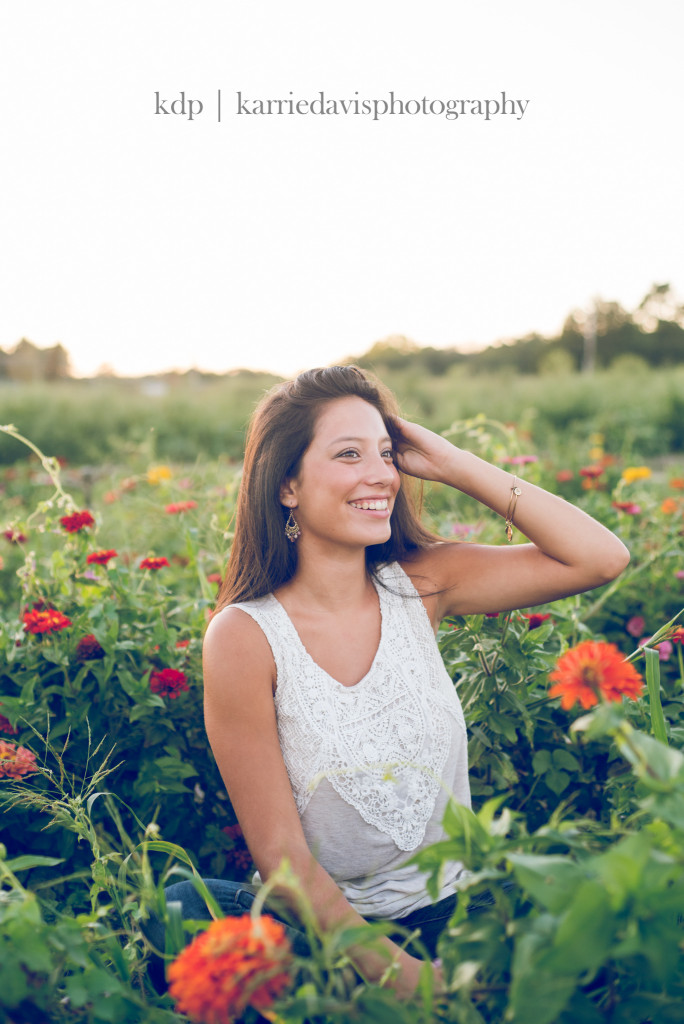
left=156, top=364, right=630, bottom=999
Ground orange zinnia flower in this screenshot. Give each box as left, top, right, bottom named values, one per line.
left=165, top=501, right=198, bottom=514
left=548, top=640, right=644, bottom=710
left=168, top=914, right=292, bottom=1023
left=23, top=608, right=72, bottom=634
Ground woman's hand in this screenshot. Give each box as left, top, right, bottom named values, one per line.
left=392, top=417, right=458, bottom=484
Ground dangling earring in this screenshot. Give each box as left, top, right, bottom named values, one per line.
left=284, top=507, right=300, bottom=542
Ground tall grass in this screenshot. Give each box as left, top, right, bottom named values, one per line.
left=2, top=363, right=684, bottom=466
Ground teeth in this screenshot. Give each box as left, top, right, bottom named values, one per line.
left=351, top=499, right=388, bottom=510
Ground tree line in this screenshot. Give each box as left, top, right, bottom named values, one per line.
left=2, top=284, right=683, bottom=383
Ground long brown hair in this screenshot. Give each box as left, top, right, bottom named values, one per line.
left=215, top=365, right=438, bottom=609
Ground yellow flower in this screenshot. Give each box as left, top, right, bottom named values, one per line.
left=589, top=432, right=605, bottom=446
left=589, top=447, right=604, bottom=461
left=621, top=466, right=651, bottom=484
left=147, top=464, right=173, bottom=485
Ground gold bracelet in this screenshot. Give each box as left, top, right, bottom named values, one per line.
left=505, top=476, right=522, bottom=542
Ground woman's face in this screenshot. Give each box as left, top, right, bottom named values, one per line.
left=281, top=396, right=401, bottom=550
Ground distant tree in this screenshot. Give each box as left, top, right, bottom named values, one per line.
left=43, top=343, right=71, bottom=380
left=7, top=339, right=42, bottom=382
left=634, top=282, right=684, bottom=331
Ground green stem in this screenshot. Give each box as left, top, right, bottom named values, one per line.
left=0, top=424, right=71, bottom=504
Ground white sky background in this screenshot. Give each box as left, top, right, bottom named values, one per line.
left=0, top=0, right=682, bottom=379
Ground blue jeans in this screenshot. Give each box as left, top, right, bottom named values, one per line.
left=143, top=877, right=472, bottom=991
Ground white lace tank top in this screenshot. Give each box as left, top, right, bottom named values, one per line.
left=230, top=561, right=471, bottom=917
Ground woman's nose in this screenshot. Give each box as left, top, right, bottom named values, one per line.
left=366, top=454, right=398, bottom=486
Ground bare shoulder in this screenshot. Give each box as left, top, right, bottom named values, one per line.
left=203, top=605, right=276, bottom=699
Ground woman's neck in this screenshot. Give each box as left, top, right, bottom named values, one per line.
left=277, top=544, right=372, bottom=612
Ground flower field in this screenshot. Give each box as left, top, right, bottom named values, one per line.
left=2, top=414, right=684, bottom=1023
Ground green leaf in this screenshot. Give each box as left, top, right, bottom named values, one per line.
left=532, top=749, right=552, bottom=774
left=552, top=749, right=581, bottom=773
left=508, top=853, right=586, bottom=913
left=645, top=646, right=668, bottom=745
left=6, top=855, right=64, bottom=872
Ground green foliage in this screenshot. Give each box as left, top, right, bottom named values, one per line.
left=1, top=418, right=684, bottom=1021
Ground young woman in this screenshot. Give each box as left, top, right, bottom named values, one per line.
left=173, top=365, right=629, bottom=996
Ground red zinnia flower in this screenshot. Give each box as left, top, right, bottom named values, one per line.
left=670, top=626, right=684, bottom=644
left=0, top=740, right=37, bottom=779
left=580, top=465, right=604, bottom=479
left=0, top=705, right=17, bottom=735
left=168, top=914, right=292, bottom=1023
left=523, top=612, right=551, bottom=630
left=86, top=549, right=118, bottom=566
left=60, top=510, right=95, bottom=533
left=149, top=668, right=189, bottom=698
left=222, top=823, right=253, bottom=873
left=555, top=470, right=574, bottom=483
left=23, top=608, right=72, bottom=634
left=175, top=639, right=191, bottom=649
left=76, top=634, right=106, bottom=660
left=165, top=501, right=198, bottom=514
left=548, top=640, right=644, bottom=710
left=139, top=556, right=170, bottom=571
left=3, top=528, right=27, bottom=544
left=612, top=501, right=642, bottom=515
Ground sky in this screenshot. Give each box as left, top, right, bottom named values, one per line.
left=1, top=0, right=683, bottom=379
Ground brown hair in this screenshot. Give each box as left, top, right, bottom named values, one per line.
left=215, top=365, right=438, bottom=609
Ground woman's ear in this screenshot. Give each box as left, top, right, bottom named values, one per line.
left=279, top=478, right=297, bottom=507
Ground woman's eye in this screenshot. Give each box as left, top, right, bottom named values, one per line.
left=382, top=449, right=394, bottom=459
left=338, top=449, right=360, bottom=458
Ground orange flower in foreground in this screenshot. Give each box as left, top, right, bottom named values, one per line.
left=0, top=740, right=37, bottom=779
left=549, top=640, right=644, bottom=710
left=168, top=914, right=292, bottom=1024
left=661, top=498, right=679, bottom=515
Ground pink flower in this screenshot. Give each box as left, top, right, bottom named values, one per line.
left=626, top=615, right=646, bottom=637
left=502, top=455, right=538, bottom=466
left=676, top=571, right=684, bottom=582
left=451, top=523, right=481, bottom=538
left=556, top=470, right=574, bottom=483
left=639, top=637, right=674, bottom=661
left=612, top=501, right=642, bottom=515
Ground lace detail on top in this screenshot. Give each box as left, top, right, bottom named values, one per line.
left=230, top=562, right=467, bottom=852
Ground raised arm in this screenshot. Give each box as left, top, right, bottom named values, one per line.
left=393, top=417, right=630, bottom=622
left=202, top=607, right=429, bottom=997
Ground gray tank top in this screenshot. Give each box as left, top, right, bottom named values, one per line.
left=229, top=561, right=471, bottom=917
